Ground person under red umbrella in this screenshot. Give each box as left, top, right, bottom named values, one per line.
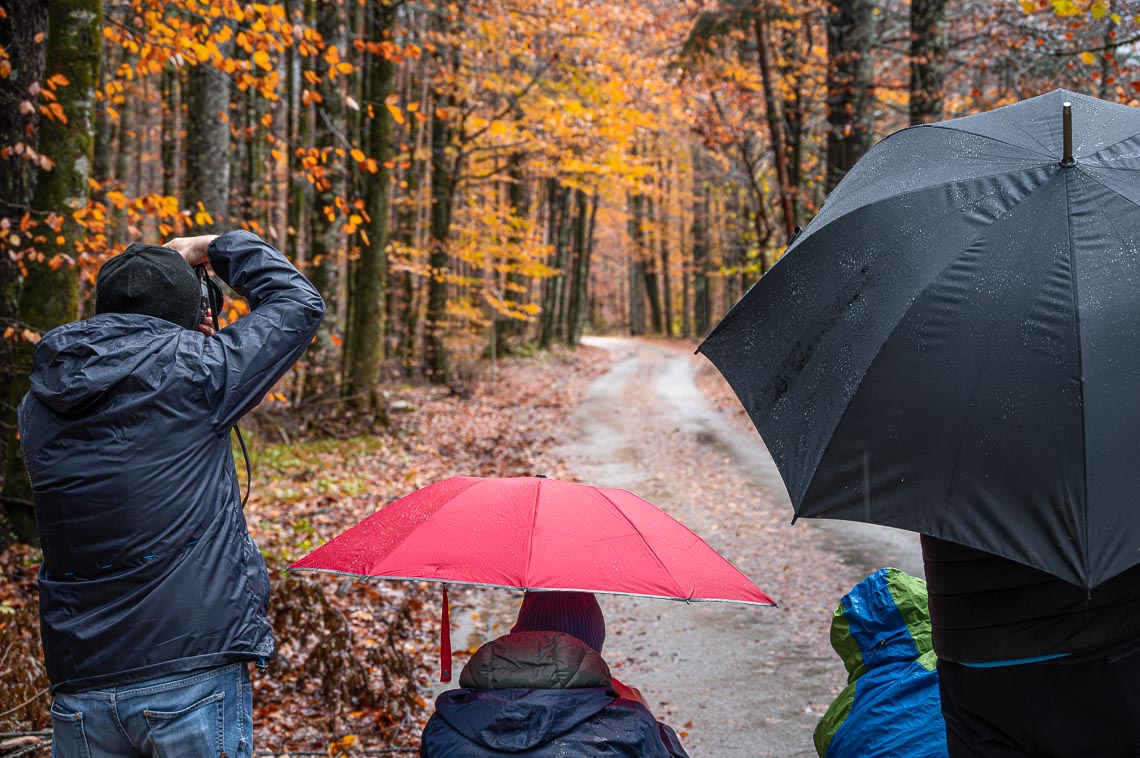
left=420, top=591, right=689, bottom=757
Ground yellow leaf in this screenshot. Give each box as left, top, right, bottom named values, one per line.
left=1081, top=51, right=1096, bottom=64
left=1020, top=0, right=1035, bottom=11
left=1091, top=0, right=1108, bottom=18
left=195, top=210, right=214, bottom=226
left=253, top=50, right=271, bottom=72
left=350, top=148, right=365, bottom=162
left=386, top=102, right=404, bottom=125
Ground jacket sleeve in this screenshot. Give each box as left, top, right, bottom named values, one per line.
left=200, top=230, right=325, bottom=430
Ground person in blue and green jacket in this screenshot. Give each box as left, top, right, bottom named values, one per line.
left=814, top=567, right=947, bottom=758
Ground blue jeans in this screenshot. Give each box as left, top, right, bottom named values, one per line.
left=50, top=662, right=253, bottom=758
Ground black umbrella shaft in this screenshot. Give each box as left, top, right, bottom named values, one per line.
left=1062, top=102, right=1075, bottom=167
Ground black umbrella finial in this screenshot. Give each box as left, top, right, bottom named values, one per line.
left=1061, top=101, right=1076, bottom=168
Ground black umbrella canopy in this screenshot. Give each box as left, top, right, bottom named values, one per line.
left=699, top=89, right=1140, bottom=589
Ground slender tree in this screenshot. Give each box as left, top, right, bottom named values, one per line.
left=909, top=0, right=949, bottom=125
left=343, top=2, right=399, bottom=407
left=826, top=0, right=874, bottom=192
left=3, top=0, right=102, bottom=543
left=184, top=37, right=230, bottom=231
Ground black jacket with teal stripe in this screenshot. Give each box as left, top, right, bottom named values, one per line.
left=19, top=231, right=324, bottom=693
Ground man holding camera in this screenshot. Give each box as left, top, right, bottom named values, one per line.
left=18, top=231, right=325, bottom=757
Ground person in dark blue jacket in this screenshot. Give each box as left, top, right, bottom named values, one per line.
left=420, top=591, right=689, bottom=757
left=18, top=231, right=324, bottom=758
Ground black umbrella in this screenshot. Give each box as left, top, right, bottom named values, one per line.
left=699, top=89, right=1140, bottom=589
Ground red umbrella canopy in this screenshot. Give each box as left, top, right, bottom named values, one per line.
left=289, top=476, right=774, bottom=606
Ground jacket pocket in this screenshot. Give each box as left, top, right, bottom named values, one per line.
left=50, top=702, right=92, bottom=758
left=143, top=691, right=225, bottom=758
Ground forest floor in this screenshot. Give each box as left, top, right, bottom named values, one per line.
left=0, top=336, right=923, bottom=757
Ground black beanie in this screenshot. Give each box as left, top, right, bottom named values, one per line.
left=95, top=244, right=202, bottom=330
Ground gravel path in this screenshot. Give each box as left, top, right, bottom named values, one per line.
left=553, top=337, right=924, bottom=757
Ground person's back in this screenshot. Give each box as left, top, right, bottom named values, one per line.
left=420, top=591, right=688, bottom=757
left=19, top=231, right=324, bottom=757
left=422, top=631, right=684, bottom=757
left=921, top=534, right=1140, bottom=757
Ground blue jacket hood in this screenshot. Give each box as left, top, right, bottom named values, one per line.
left=30, top=314, right=195, bottom=415
left=434, top=687, right=616, bottom=751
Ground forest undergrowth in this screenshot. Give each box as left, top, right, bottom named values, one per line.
left=0, top=344, right=609, bottom=756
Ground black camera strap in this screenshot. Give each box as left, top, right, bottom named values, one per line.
left=234, top=426, right=252, bottom=508
left=198, top=266, right=253, bottom=510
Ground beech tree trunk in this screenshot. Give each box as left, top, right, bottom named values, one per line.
left=754, top=15, right=795, bottom=241
left=909, top=0, right=948, bottom=125
left=304, top=0, right=346, bottom=399
left=4, top=0, right=102, bottom=544
left=0, top=0, right=48, bottom=544
left=564, top=188, right=593, bottom=346
left=185, top=39, right=230, bottom=231
left=423, top=87, right=453, bottom=383
left=826, top=0, right=874, bottom=192
left=161, top=65, right=180, bottom=198
left=344, top=2, right=397, bottom=405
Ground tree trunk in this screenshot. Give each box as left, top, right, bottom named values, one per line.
left=909, top=0, right=948, bottom=125
left=553, top=185, right=574, bottom=343
left=344, top=2, right=397, bottom=405
left=641, top=193, right=662, bottom=335
left=423, top=86, right=453, bottom=383
left=304, top=0, right=345, bottom=399
left=4, top=0, right=102, bottom=544
left=185, top=51, right=231, bottom=231
left=826, top=0, right=874, bottom=192
left=112, top=83, right=133, bottom=246
left=754, top=15, right=795, bottom=241
left=495, top=150, right=528, bottom=347
left=627, top=188, right=646, bottom=336
left=0, top=0, right=48, bottom=543
left=395, top=110, right=425, bottom=375
left=161, top=64, right=180, bottom=198
left=782, top=21, right=808, bottom=227
left=657, top=170, right=674, bottom=337
left=564, top=188, right=593, bottom=346
left=692, top=168, right=710, bottom=337
left=538, top=180, right=569, bottom=349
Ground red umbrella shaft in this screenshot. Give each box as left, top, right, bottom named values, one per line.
left=440, top=586, right=452, bottom=682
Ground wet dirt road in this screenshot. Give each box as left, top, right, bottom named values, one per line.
left=556, top=337, right=924, bottom=757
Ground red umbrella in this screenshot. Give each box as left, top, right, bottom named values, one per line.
left=289, top=476, right=774, bottom=678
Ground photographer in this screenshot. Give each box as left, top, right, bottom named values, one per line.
left=17, top=231, right=324, bottom=758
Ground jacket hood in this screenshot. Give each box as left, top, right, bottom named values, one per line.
left=28, top=314, right=190, bottom=415
left=459, top=631, right=612, bottom=690
left=434, top=631, right=616, bottom=751
left=829, top=567, right=935, bottom=683
left=433, top=687, right=616, bottom=752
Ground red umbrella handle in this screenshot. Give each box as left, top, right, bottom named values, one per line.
left=440, top=586, right=452, bottom=682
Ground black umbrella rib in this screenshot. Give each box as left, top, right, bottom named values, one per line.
left=920, top=123, right=1053, bottom=161
left=1062, top=170, right=1091, bottom=587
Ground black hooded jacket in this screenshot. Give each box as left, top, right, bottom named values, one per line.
left=420, top=632, right=688, bottom=757
left=18, top=230, right=325, bottom=693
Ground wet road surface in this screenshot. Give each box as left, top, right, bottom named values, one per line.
left=553, top=337, right=924, bottom=757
